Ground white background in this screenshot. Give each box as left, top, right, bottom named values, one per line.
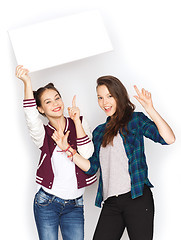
left=0, top=0, right=180, bottom=239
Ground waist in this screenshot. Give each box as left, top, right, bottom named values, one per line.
left=40, top=187, right=83, bottom=202
left=105, top=184, right=151, bottom=202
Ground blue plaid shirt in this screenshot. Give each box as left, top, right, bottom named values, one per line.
left=86, top=112, right=167, bottom=208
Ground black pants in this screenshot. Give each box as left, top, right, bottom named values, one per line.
left=93, top=186, right=154, bottom=240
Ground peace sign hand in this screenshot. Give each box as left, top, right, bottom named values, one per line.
left=134, top=85, right=154, bottom=111
left=51, top=127, right=70, bottom=151
left=68, top=95, right=80, bottom=122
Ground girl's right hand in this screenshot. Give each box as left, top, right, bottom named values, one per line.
left=68, top=95, right=80, bottom=123
left=51, top=128, right=70, bottom=151
left=15, top=65, right=31, bottom=83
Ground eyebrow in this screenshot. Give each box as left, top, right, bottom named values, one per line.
left=44, top=93, right=60, bottom=102
left=44, top=98, right=51, bottom=102
left=97, top=93, right=111, bottom=97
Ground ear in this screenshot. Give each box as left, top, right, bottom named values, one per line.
left=37, top=106, right=45, bottom=114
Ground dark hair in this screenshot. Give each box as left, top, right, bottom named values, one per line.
left=97, top=76, right=135, bottom=147
left=33, top=83, right=61, bottom=116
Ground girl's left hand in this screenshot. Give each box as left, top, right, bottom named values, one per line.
left=68, top=95, right=80, bottom=122
left=134, top=85, right=154, bottom=111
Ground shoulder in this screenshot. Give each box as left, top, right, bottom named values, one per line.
left=127, top=112, right=150, bottom=131
left=129, top=112, right=149, bottom=123
left=131, top=111, right=145, bottom=118
left=127, top=111, right=141, bottom=125
left=92, top=122, right=106, bottom=141
left=93, top=122, right=106, bottom=134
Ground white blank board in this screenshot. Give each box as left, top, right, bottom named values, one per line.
left=8, top=10, right=113, bottom=72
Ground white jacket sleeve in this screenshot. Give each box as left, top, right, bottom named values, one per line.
left=23, top=99, right=45, bottom=149
left=76, top=117, right=94, bottom=159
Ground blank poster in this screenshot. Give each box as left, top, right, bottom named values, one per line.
left=8, top=10, right=113, bottom=72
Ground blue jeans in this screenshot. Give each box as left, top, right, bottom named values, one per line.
left=33, top=188, right=84, bottom=240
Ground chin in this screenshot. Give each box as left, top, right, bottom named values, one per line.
left=106, top=112, right=114, bottom=117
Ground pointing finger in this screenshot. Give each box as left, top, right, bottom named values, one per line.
left=134, top=85, right=141, bottom=96
left=72, top=95, right=76, bottom=108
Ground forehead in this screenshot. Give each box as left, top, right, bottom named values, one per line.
left=41, top=89, right=59, bottom=100
left=97, top=85, right=110, bottom=95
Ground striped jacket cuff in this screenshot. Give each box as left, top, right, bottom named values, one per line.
left=23, top=99, right=36, bottom=108
left=77, top=135, right=91, bottom=146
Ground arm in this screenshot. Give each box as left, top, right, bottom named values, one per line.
left=76, top=118, right=94, bottom=158
left=68, top=95, right=86, bottom=138
left=70, top=148, right=91, bottom=172
left=134, top=85, right=175, bottom=144
left=16, top=65, right=45, bottom=148
left=68, top=96, right=94, bottom=158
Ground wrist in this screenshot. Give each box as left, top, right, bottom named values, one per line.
left=63, top=144, right=71, bottom=152
left=67, top=149, right=77, bottom=162
left=145, top=106, right=158, bottom=121
left=73, top=118, right=81, bottom=125
left=23, top=78, right=31, bottom=86
left=145, top=105, right=155, bottom=114
left=65, top=147, right=77, bottom=162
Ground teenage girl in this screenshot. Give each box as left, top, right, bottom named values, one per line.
left=52, top=76, right=175, bottom=240
left=16, top=65, right=97, bottom=240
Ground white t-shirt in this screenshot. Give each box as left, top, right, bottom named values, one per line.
left=42, top=145, right=85, bottom=199
left=100, top=133, right=131, bottom=201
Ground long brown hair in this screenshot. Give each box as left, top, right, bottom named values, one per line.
left=97, top=76, right=135, bottom=147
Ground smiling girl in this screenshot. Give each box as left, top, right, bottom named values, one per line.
left=16, top=65, right=97, bottom=240
left=52, top=75, right=175, bottom=240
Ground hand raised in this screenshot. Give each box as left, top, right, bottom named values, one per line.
left=68, top=95, right=80, bottom=122
left=134, top=85, right=153, bottom=111
left=15, top=65, right=30, bottom=83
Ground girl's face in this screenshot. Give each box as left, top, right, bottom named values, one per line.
left=38, top=89, right=64, bottom=119
left=97, top=85, right=117, bottom=117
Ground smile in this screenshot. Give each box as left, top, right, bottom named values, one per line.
left=52, top=107, right=61, bottom=112
left=104, top=106, right=112, bottom=112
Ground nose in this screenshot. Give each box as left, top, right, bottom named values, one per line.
left=103, top=98, right=108, bottom=105
left=53, top=100, right=58, bottom=106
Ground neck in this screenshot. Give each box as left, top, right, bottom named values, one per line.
left=49, top=115, right=66, bottom=131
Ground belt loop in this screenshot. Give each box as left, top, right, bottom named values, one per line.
left=75, top=195, right=83, bottom=206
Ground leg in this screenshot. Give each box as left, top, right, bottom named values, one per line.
left=33, top=189, right=59, bottom=240
left=124, top=186, right=154, bottom=240
left=93, top=197, right=126, bottom=240
left=60, top=197, right=84, bottom=240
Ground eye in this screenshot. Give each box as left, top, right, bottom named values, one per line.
left=55, top=96, right=61, bottom=101
left=45, top=101, right=51, bottom=104
left=98, top=96, right=102, bottom=100
left=108, top=94, right=112, bottom=98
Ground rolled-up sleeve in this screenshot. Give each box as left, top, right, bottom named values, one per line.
left=139, top=112, right=168, bottom=145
